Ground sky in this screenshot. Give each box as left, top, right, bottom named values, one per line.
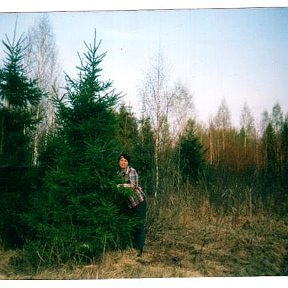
left=0, top=1, right=288, bottom=128
left=1, top=4, right=288, bottom=288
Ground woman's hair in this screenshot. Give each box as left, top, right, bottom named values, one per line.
left=118, top=153, right=131, bottom=163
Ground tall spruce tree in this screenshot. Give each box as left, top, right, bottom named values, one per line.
left=263, top=122, right=277, bottom=177
left=261, top=122, right=278, bottom=205
left=281, top=118, right=288, bottom=178
left=0, top=35, right=42, bottom=166
left=280, top=118, right=288, bottom=213
left=116, top=104, right=139, bottom=158
left=177, top=119, right=205, bottom=183
left=24, top=33, right=136, bottom=266
left=0, top=34, right=42, bottom=247
left=130, top=117, right=154, bottom=196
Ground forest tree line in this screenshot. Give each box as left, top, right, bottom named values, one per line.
left=0, top=16, right=287, bottom=267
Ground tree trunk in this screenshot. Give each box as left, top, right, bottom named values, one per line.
left=32, top=104, right=41, bottom=166
left=0, top=114, right=4, bottom=156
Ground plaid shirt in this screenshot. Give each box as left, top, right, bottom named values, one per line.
left=118, top=166, right=145, bottom=208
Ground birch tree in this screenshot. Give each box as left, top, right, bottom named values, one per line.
left=25, top=14, right=61, bottom=165
left=140, top=51, right=172, bottom=198
left=240, top=101, right=255, bottom=157
left=140, top=52, right=195, bottom=198
left=271, top=103, right=283, bottom=133
left=214, top=98, right=231, bottom=154
left=169, top=81, right=194, bottom=139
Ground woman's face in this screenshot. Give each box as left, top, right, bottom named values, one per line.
left=119, top=156, right=129, bottom=170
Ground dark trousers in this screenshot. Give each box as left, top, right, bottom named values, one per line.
left=130, top=200, right=147, bottom=253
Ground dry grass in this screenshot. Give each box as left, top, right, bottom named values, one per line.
left=1, top=199, right=288, bottom=279
left=0, top=246, right=18, bottom=279
left=56, top=248, right=202, bottom=279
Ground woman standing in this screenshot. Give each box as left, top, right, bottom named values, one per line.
left=117, top=153, right=146, bottom=257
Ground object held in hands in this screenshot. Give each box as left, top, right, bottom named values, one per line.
left=117, top=183, right=135, bottom=198
left=117, top=183, right=133, bottom=188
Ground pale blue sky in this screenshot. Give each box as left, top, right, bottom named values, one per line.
left=0, top=7, right=288, bottom=127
